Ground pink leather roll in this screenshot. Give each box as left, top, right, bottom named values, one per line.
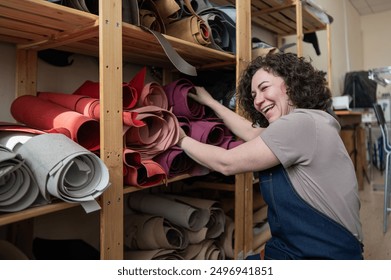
left=73, top=80, right=139, bottom=110
left=138, top=82, right=168, bottom=109
left=10, top=95, right=100, bottom=151
left=163, top=79, right=205, bottom=119
left=125, top=105, right=180, bottom=159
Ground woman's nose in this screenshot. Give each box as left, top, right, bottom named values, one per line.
left=253, top=92, right=264, bottom=106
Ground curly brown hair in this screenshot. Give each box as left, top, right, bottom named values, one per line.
left=237, top=52, right=332, bottom=128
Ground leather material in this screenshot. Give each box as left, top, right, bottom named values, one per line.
left=163, top=78, right=205, bottom=119
left=153, top=145, right=195, bottom=178
left=125, top=105, right=180, bottom=159
left=10, top=95, right=100, bottom=152
left=15, top=133, right=110, bottom=213
left=0, top=144, right=40, bottom=213
left=38, top=91, right=145, bottom=127
left=198, top=5, right=236, bottom=53
left=123, top=148, right=166, bottom=187
left=165, top=15, right=210, bottom=46
left=138, top=82, right=168, bottom=109
left=124, top=213, right=188, bottom=250
left=181, top=239, right=224, bottom=260
left=128, top=192, right=210, bottom=231
left=189, top=119, right=225, bottom=145
left=73, top=80, right=139, bottom=110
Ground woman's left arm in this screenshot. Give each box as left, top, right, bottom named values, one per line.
left=178, top=135, right=280, bottom=175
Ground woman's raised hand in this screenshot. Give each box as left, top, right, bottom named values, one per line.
left=188, top=86, right=216, bottom=106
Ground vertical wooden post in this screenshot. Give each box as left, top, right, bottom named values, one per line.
left=235, top=0, right=253, bottom=260
left=99, top=0, right=124, bottom=260
left=327, top=24, right=332, bottom=89
left=295, top=0, right=303, bottom=57
left=15, top=49, right=37, bottom=97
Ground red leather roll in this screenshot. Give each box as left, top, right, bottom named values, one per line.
left=73, top=80, right=138, bottom=110
left=37, top=91, right=100, bottom=120
left=10, top=95, right=100, bottom=151
left=123, top=148, right=166, bottom=187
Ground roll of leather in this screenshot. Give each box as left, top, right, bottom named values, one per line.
left=15, top=133, right=110, bottom=213
left=73, top=80, right=139, bottom=110
left=37, top=91, right=100, bottom=120
left=138, top=82, right=168, bottom=109
left=0, top=145, right=40, bottom=212
left=128, top=192, right=210, bottom=231
left=125, top=105, right=180, bottom=159
left=153, top=145, right=195, bottom=178
left=181, top=239, right=224, bottom=260
left=163, top=79, right=205, bottom=119
left=37, top=91, right=145, bottom=127
left=10, top=95, right=100, bottom=152
left=124, top=213, right=188, bottom=250
left=189, top=119, right=226, bottom=145
left=165, top=194, right=225, bottom=238
left=123, top=148, right=167, bottom=187
left=165, top=15, right=210, bottom=46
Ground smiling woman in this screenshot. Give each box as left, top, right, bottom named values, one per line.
left=176, top=52, right=364, bottom=260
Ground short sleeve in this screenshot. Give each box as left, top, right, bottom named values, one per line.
left=260, top=110, right=317, bottom=167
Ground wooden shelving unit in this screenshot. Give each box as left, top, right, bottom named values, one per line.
left=0, top=0, right=332, bottom=260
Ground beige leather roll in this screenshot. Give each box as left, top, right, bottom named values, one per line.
left=166, top=16, right=210, bottom=46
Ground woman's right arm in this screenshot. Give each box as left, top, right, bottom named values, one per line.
left=190, top=87, right=264, bottom=141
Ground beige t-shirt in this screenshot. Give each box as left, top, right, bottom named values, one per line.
left=261, top=109, right=363, bottom=241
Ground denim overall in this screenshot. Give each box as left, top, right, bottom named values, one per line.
left=259, top=165, right=363, bottom=260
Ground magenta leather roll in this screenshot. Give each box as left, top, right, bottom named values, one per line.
left=153, top=146, right=195, bottom=178
left=176, top=115, right=191, bottom=135
left=10, top=95, right=100, bottom=151
left=189, top=119, right=225, bottom=145
left=163, top=79, right=205, bottom=119
left=73, top=80, right=138, bottom=110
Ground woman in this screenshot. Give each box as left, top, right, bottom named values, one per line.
left=177, top=52, right=364, bottom=259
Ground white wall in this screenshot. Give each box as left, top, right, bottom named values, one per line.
left=361, top=10, right=391, bottom=96
left=282, top=0, right=364, bottom=96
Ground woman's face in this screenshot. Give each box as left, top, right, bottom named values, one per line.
left=251, top=69, right=295, bottom=123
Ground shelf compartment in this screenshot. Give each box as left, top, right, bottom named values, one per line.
left=0, top=0, right=235, bottom=71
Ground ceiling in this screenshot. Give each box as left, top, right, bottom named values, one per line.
left=349, top=0, right=391, bottom=15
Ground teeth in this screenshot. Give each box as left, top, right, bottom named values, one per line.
left=262, top=105, right=273, bottom=114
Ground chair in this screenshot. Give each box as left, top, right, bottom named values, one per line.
left=373, top=103, right=391, bottom=233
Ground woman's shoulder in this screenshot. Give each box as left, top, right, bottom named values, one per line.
left=286, top=109, right=340, bottom=130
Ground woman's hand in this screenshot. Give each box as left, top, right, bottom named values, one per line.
left=188, top=86, right=216, bottom=107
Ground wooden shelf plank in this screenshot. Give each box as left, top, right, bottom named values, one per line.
left=0, top=202, right=79, bottom=227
